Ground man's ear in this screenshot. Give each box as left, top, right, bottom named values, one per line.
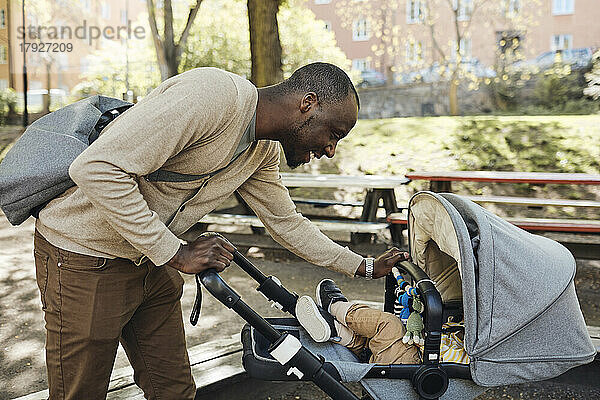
left=300, top=92, right=318, bottom=113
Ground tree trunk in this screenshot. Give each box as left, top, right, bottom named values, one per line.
left=449, top=72, right=459, bottom=116
left=247, top=0, right=283, bottom=87
left=147, top=0, right=203, bottom=81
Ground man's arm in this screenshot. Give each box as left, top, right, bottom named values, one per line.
left=236, top=143, right=372, bottom=276
left=237, top=143, right=410, bottom=277
left=69, top=72, right=235, bottom=266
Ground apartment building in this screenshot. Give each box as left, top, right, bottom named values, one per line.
left=307, top=0, right=600, bottom=80
left=0, top=0, right=11, bottom=90
left=4, top=0, right=146, bottom=105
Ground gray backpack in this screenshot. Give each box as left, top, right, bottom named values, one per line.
left=0, top=95, right=255, bottom=226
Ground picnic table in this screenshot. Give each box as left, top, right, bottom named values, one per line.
left=406, top=171, right=600, bottom=192
left=280, top=172, right=409, bottom=219
left=398, top=170, right=600, bottom=259
left=283, top=173, right=409, bottom=243
left=201, top=173, right=410, bottom=247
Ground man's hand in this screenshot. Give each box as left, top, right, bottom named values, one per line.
left=355, top=248, right=410, bottom=279
left=166, top=233, right=236, bottom=274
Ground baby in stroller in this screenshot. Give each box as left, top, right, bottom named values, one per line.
left=296, top=277, right=469, bottom=367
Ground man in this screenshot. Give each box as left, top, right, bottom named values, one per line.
left=33, top=62, right=405, bottom=399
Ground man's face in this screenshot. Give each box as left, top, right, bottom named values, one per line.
left=282, top=93, right=358, bottom=169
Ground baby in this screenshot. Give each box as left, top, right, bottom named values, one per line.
left=295, top=279, right=468, bottom=365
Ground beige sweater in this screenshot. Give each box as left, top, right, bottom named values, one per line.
left=36, top=67, right=363, bottom=276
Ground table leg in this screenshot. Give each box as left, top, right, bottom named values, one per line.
left=381, top=189, right=405, bottom=247
left=430, top=180, right=452, bottom=193
left=353, top=190, right=379, bottom=244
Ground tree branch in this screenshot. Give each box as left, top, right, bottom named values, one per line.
left=146, top=0, right=167, bottom=77
left=424, top=0, right=446, bottom=61
left=164, top=0, right=175, bottom=49
left=178, top=0, right=203, bottom=53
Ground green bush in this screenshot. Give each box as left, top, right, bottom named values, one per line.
left=532, top=68, right=598, bottom=114
left=449, top=118, right=600, bottom=173
left=0, top=88, right=17, bottom=126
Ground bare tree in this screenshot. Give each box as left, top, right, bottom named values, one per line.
left=247, top=0, right=283, bottom=87
left=146, top=0, right=203, bottom=80
left=23, top=0, right=96, bottom=112
left=418, top=0, right=495, bottom=115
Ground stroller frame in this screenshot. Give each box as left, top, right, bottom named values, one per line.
left=199, top=250, right=471, bottom=400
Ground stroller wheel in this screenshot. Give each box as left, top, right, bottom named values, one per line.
left=412, top=365, right=449, bottom=400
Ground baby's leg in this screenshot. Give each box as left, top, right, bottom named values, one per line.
left=332, top=303, right=421, bottom=365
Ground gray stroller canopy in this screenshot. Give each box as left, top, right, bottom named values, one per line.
left=408, top=191, right=596, bottom=386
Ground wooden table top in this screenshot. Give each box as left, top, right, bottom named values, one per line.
left=280, top=173, right=410, bottom=189
left=405, top=171, right=600, bottom=185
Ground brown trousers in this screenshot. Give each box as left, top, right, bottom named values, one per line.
left=341, top=304, right=421, bottom=365
left=33, top=229, right=196, bottom=400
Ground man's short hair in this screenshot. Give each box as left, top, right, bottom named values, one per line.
left=279, top=62, right=360, bottom=110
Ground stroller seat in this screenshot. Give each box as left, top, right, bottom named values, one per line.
left=241, top=318, right=484, bottom=400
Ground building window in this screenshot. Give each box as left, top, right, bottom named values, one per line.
left=453, top=0, right=473, bottom=21
left=0, top=80, right=7, bottom=90
left=323, top=21, right=332, bottom=32
left=551, top=34, right=572, bottom=51
left=504, top=0, right=520, bottom=17
left=352, top=18, right=370, bottom=41
left=121, top=9, right=128, bottom=24
left=0, top=9, right=5, bottom=28
left=80, top=56, right=90, bottom=74
left=453, top=37, right=472, bottom=60
left=0, top=45, right=7, bottom=64
left=352, top=58, right=371, bottom=72
left=314, top=0, right=331, bottom=4
left=406, top=0, right=424, bottom=24
left=497, top=31, right=521, bottom=55
left=102, top=3, right=111, bottom=20
left=406, top=41, right=424, bottom=64
left=80, top=0, right=91, bottom=12
left=552, top=0, right=574, bottom=15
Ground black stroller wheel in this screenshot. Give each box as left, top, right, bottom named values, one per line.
left=412, top=365, right=449, bottom=400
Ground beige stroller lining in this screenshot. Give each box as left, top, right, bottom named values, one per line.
left=409, top=192, right=463, bottom=303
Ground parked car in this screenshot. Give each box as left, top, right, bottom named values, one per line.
left=511, top=48, right=594, bottom=72
left=356, top=69, right=387, bottom=87
left=394, top=58, right=495, bottom=85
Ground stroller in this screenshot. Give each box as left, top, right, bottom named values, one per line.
left=197, top=191, right=597, bottom=399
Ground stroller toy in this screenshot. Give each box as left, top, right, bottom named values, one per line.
left=195, top=191, right=597, bottom=400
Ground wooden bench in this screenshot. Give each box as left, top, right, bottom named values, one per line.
left=406, top=171, right=600, bottom=188
left=463, top=195, right=600, bottom=209
left=387, top=213, right=600, bottom=233
left=387, top=214, right=600, bottom=259
left=406, top=171, right=600, bottom=211
left=15, top=335, right=245, bottom=400
left=199, top=213, right=390, bottom=246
